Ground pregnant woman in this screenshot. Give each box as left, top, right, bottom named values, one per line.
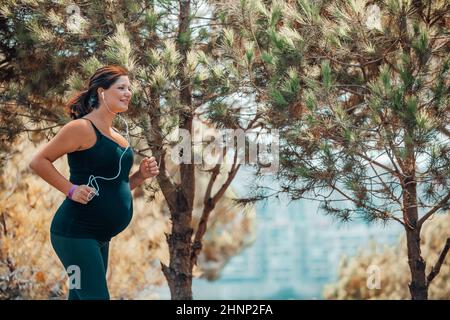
left=29, top=65, right=159, bottom=300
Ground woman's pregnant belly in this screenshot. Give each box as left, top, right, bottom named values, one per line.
left=51, top=180, right=133, bottom=240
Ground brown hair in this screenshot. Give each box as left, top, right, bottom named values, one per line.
left=66, top=65, right=128, bottom=119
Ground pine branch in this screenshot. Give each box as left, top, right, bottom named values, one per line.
left=438, top=125, right=450, bottom=138
left=193, top=92, right=222, bottom=108
left=191, top=145, right=241, bottom=266
left=212, top=156, right=241, bottom=204
left=0, top=211, right=7, bottom=237
left=190, top=164, right=220, bottom=266
left=427, top=237, right=450, bottom=286
left=20, top=124, right=62, bottom=132
left=3, top=110, right=60, bottom=123
left=330, top=183, right=406, bottom=227
left=356, top=151, right=403, bottom=181
left=376, top=110, right=407, bottom=175
left=418, top=192, right=450, bottom=228
left=368, top=159, right=402, bottom=206
left=204, top=164, right=221, bottom=203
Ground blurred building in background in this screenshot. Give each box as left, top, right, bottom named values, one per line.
left=191, top=171, right=404, bottom=299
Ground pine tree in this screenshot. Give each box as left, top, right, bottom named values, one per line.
left=219, top=0, right=449, bottom=300
left=0, top=0, right=261, bottom=299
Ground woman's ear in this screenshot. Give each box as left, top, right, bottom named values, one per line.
left=97, top=88, right=104, bottom=99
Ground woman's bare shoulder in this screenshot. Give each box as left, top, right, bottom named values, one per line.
left=55, top=118, right=94, bottom=146
left=62, top=118, right=92, bottom=133
left=33, top=118, right=95, bottom=162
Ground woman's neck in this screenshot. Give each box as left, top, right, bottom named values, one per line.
left=88, top=105, right=115, bottom=130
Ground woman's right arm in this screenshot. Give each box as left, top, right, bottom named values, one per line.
left=29, top=120, right=93, bottom=203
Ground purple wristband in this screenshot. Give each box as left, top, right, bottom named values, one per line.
left=67, top=184, right=78, bottom=199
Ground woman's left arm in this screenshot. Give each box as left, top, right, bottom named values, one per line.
left=129, top=157, right=159, bottom=191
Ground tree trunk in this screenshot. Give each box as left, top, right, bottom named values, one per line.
left=405, top=227, right=428, bottom=300
left=147, top=71, right=195, bottom=299
left=158, top=155, right=195, bottom=300
left=160, top=0, right=196, bottom=300
left=403, top=170, right=428, bottom=299
left=161, top=190, right=194, bottom=300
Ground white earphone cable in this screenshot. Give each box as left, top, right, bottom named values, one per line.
left=86, top=92, right=130, bottom=200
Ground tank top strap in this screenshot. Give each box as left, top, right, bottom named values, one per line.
left=81, top=118, right=101, bottom=139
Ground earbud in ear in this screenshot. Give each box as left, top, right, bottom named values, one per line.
left=101, top=92, right=105, bottom=99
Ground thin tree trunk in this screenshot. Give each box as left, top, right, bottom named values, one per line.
left=160, top=0, right=195, bottom=300
left=403, top=126, right=428, bottom=300
left=405, top=227, right=428, bottom=300
left=399, top=2, right=430, bottom=293
left=161, top=190, right=194, bottom=300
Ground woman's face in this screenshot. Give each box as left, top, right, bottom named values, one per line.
left=101, top=75, right=132, bottom=113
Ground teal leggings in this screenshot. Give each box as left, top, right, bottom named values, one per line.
left=50, top=233, right=110, bottom=300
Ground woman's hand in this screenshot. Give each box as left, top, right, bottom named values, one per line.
left=71, top=185, right=97, bottom=204
left=138, top=156, right=159, bottom=180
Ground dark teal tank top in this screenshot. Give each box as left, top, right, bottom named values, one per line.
left=50, top=118, right=134, bottom=241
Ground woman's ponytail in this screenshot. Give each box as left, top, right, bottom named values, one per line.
left=66, top=89, right=95, bottom=119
